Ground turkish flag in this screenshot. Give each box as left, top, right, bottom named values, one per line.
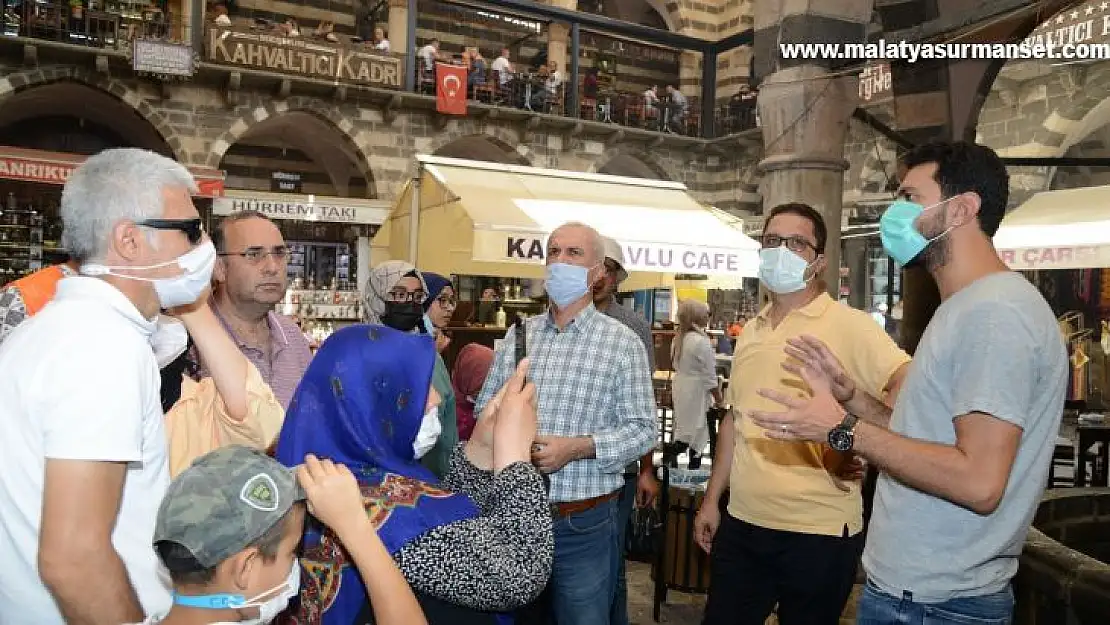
left=435, top=62, right=468, bottom=116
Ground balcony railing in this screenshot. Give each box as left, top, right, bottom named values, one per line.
left=3, top=0, right=191, bottom=50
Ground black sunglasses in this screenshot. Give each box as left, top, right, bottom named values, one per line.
left=138, top=218, right=204, bottom=244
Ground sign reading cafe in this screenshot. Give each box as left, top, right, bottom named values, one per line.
left=504, top=235, right=748, bottom=275
left=206, top=28, right=403, bottom=89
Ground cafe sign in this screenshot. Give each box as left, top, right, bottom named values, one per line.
left=206, top=28, right=403, bottom=89
left=475, top=232, right=759, bottom=277
left=214, top=197, right=389, bottom=225
left=1023, top=1, right=1110, bottom=49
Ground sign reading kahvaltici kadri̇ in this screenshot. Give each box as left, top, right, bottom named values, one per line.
left=206, top=28, right=403, bottom=89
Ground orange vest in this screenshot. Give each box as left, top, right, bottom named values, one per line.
left=6, top=265, right=67, bottom=317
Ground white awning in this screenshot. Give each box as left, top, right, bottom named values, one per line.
left=993, top=185, right=1110, bottom=270
left=417, top=155, right=761, bottom=277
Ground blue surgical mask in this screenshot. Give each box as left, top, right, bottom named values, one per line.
left=173, top=560, right=299, bottom=624
left=879, top=198, right=953, bottom=266
left=545, top=263, right=593, bottom=308
left=757, top=246, right=813, bottom=294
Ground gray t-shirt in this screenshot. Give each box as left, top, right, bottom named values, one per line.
left=863, top=272, right=1067, bottom=602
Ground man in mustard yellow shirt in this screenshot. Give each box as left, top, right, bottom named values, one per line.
left=695, top=203, right=910, bottom=625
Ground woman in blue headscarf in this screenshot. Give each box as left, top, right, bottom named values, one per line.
left=420, top=272, right=455, bottom=351
left=275, top=324, right=552, bottom=625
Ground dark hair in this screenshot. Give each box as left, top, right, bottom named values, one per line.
left=900, top=141, right=1009, bottom=236
left=763, top=202, right=828, bottom=253
left=211, top=210, right=275, bottom=252
left=155, top=504, right=297, bottom=585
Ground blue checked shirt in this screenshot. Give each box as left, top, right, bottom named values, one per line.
left=475, top=304, right=657, bottom=503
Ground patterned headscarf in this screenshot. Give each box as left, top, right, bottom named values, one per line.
left=275, top=324, right=479, bottom=624
left=363, top=260, right=428, bottom=325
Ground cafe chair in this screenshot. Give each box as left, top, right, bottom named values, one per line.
left=473, top=69, right=497, bottom=104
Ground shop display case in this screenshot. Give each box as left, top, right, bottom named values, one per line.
left=0, top=187, right=67, bottom=282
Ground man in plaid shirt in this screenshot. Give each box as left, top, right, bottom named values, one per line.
left=475, top=221, right=656, bottom=625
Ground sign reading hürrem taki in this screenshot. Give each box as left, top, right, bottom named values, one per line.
left=206, top=28, right=403, bottom=89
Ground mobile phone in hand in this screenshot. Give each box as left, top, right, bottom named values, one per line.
left=514, top=313, right=527, bottom=366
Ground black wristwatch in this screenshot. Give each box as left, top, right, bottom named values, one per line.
left=828, top=412, right=859, bottom=452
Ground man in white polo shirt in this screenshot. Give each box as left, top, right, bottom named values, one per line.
left=0, top=148, right=214, bottom=624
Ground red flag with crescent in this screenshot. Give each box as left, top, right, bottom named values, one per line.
left=435, top=62, right=468, bottom=116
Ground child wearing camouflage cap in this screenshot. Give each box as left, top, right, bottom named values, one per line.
left=131, top=445, right=425, bottom=625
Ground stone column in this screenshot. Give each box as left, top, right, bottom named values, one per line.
left=388, top=0, right=409, bottom=54
left=547, top=22, right=569, bottom=76
left=844, top=235, right=869, bottom=310
left=754, top=0, right=871, bottom=297
left=679, top=50, right=701, bottom=97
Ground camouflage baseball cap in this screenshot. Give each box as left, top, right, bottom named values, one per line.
left=154, top=445, right=305, bottom=568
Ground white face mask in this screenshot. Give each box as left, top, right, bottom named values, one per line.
left=81, top=240, right=216, bottom=309
left=151, top=316, right=189, bottom=369
left=172, top=560, right=299, bottom=624
left=413, top=405, right=442, bottom=459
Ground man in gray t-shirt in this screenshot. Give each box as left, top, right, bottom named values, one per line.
left=864, top=271, right=1066, bottom=602
left=746, top=141, right=1068, bottom=624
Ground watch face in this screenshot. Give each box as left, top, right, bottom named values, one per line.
left=828, top=429, right=853, bottom=452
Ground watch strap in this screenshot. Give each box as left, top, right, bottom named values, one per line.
left=839, top=412, right=858, bottom=432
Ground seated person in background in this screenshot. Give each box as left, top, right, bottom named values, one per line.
left=211, top=2, right=231, bottom=26
left=275, top=326, right=551, bottom=624
left=374, top=27, right=390, bottom=52
left=664, top=85, right=687, bottom=133
left=466, top=48, right=487, bottom=94
left=134, top=446, right=425, bottom=625
left=313, top=21, right=338, bottom=43
left=419, top=39, right=440, bottom=73
left=452, top=343, right=495, bottom=441
left=490, top=47, right=514, bottom=88
left=279, top=18, right=300, bottom=37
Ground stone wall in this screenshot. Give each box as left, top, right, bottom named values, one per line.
left=1015, top=489, right=1110, bottom=625
left=0, top=61, right=731, bottom=206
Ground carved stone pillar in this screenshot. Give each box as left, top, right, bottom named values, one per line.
left=754, top=1, right=872, bottom=298
left=547, top=22, right=568, bottom=76
left=388, top=0, right=409, bottom=55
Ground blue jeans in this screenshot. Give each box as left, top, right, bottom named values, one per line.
left=857, top=579, right=1014, bottom=625
left=610, top=474, right=637, bottom=625
left=550, top=496, right=621, bottom=625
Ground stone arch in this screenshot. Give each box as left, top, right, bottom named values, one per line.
left=426, top=126, right=533, bottom=165
left=205, top=97, right=377, bottom=197
left=590, top=149, right=672, bottom=180
left=0, top=67, right=183, bottom=160
left=602, top=0, right=679, bottom=32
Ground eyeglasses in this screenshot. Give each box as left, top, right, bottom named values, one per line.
left=138, top=218, right=204, bottom=245
left=434, top=295, right=458, bottom=308
left=761, top=234, right=817, bottom=254
left=218, top=246, right=290, bottom=264
left=386, top=289, right=427, bottom=304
